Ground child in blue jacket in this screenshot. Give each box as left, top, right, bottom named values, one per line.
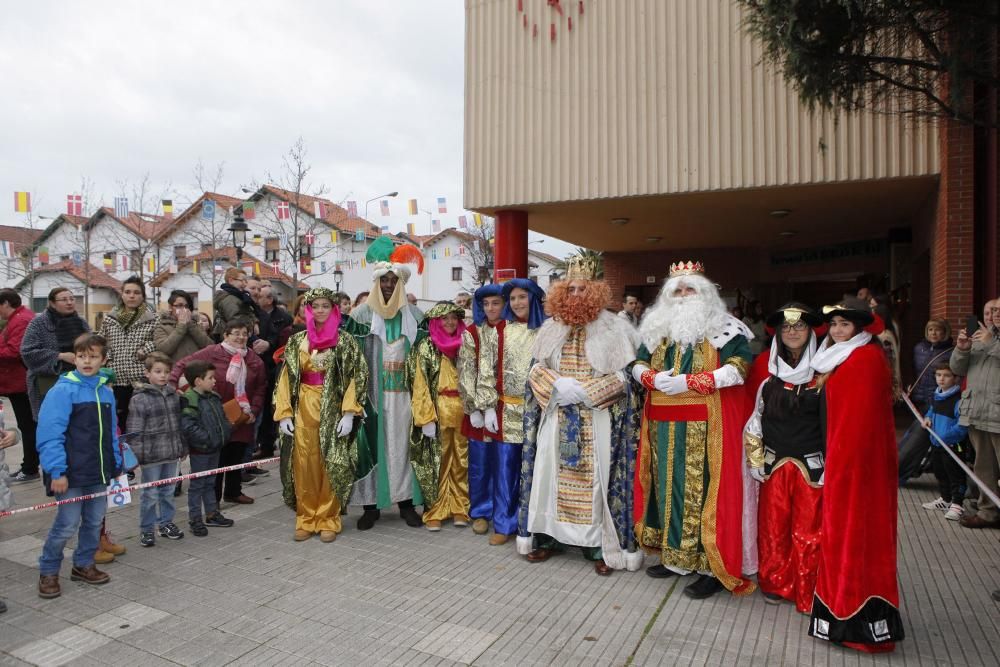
left=36, top=333, right=123, bottom=600
left=920, top=363, right=969, bottom=521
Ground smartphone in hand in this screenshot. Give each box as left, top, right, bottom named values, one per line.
left=966, top=315, right=980, bottom=334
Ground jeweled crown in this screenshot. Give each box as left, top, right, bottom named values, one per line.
left=668, top=260, right=705, bottom=278
left=565, top=255, right=599, bottom=281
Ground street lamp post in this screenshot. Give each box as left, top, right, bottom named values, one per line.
left=229, top=215, right=250, bottom=262
left=334, top=267, right=343, bottom=292
left=364, top=191, right=399, bottom=220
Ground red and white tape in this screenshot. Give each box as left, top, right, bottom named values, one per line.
left=0, top=456, right=280, bottom=519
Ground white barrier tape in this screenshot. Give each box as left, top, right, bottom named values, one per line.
left=0, top=456, right=280, bottom=519
left=901, top=393, right=1000, bottom=508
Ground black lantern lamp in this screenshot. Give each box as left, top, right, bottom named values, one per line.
left=333, top=267, right=344, bottom=291
left=229, top=215, right=250, bottom=261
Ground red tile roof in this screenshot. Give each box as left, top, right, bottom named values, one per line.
left=258, top=185, right=383, bottom=239
left=0, top=224, right=44, bottom=249
left=152, top=192, right=245, bottom=243
left=147, top=247, right=308, bottom=289
left=20, top=259, right=123, bottom=291
left=96, top=207, right=174, bottom=240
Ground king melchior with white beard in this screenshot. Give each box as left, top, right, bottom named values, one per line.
left=630, top=260, right=757, bottom=600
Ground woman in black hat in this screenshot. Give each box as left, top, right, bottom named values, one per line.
left=806, top=297, right=903, bottom=653
left=743, top=303, right=825, bottom=613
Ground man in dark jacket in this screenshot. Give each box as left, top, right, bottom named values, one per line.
left=254, top=282, right=292, bottom=459
left=0, top=289, right=38, bottom=481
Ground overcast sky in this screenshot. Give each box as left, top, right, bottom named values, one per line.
left=0, top=0, right=575, bottom=258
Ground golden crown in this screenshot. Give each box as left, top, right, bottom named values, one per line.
left=668, top=260, right=705, bottom=278
left=565, top=255, right=600, bottom=281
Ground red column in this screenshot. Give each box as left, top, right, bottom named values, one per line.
left=493, top=209, right=529, bottom=281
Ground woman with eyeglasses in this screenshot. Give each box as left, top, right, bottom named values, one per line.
left=154, top=290, right=213, bottom=365
left=20, top=287, right=90, bottom=420
left=743, top=303, right=824, bottom=613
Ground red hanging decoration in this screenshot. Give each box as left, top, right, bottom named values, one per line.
left=517, top=0, right=523, bottom=12
left=579, top=1, right=584, bottom=15
left=548, top=0, right=563, bottom=16
left=550, top=23, right=556, bottom=41
left=533, top=23, right=538, bottom=38
left=523, top=13, right=528, bottom=28
left=568, top=16, right=573, bottom=31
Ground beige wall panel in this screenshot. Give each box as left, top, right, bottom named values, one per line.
left=465, top=0, right=939, bottom=209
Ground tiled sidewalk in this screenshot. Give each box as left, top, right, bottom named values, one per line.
left=0, top=439, right=998, bottom=665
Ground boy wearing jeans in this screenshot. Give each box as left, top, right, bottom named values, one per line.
left=180, top=360, right=234, bottom=536
left=127, top=352, right=186, bottom=546
left=37, top=334, right=122, bottom=599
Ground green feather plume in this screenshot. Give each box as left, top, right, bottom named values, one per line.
left=366, top=236, right=396, bottom=264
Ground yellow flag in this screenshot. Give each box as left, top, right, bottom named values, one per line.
left=14, top=192, right=30, bottom=213
left=407, top=199, right=418, bottom=215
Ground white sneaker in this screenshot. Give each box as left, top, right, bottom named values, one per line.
left=922, top=497, right=949, bottom=510
left=945, top=504, right=964, bottom=521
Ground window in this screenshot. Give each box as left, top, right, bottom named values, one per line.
left=201, top=243, right=214, bottom=254
left=174, top=245, right=187, bottom=259
left=265, top=237, right=280, bottom=262
left=298, top=236, right=313, bottom=260
left=451, top=267, right=462, bottom=282
left=59, top=255, right=70, bottom=262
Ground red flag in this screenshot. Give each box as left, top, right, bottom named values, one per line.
left=347, top=200, right=358, bottom=217
left=277, top=202, right=291, bottom=220
left=66, top=194, right=82, bottom=216
left=313, top=201, right=327, bottom=219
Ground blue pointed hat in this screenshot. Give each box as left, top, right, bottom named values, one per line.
left=501, top=278, right=547, bottom=329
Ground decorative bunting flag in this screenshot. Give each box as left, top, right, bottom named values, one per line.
left=243, top=200, right=256, bottom=220
left=67, top=194, right=83, bottom=216
left=407, top=199, right=418, bottom=215
left=161, top=199, right=173, bottom=218
left=270, top=260, right=280, bottom=273
left=277, top=201, right=291, bottom=220
left=252, top=234, right=262, bottom=246
left=71, top=251, right=82, bottom=266
left=14, top=191, right=30, bottom=213
left=355, top=229, right=364, bottom=242
left=473, top=213, right=484, bottom=227
left=305, top=232, right=315, bottom=245
left=380, top=225, right=389, bottom=233
left=330, top=230, right=338, bottom=243
left=313, top=202, right=327, bottom=219
left=254, top=262, right=261, bottom=276
left=459, top=245, right=466, bottom=255
left=0, top=241, right=12, bottom=257
left=406, top=222, right=415, bottom=236
left=458, top=215, right=468, bottom=229
left=169, top=261, right=178, bottom=274
left=201, top=199, right=215, bottom=221
left=192, top=259, right=199, bottom=274
left=380, top=200, right=390, bottom=216
left=432, top=219, right=441, bottom=233
left=214, top=262, right=224, bottom=274
left=300, top=259, right=311, bottom=275
left=431, top=249, right=437, bottom=260
left=103, top=256, right=113, bottom=271
left=437, top=197, right=447, bottom=214
left=38, top=247, right=50, bottom=265
left=147, top=256, right=156, bottom=273
left=347, top=200, right=358, bottom=217
left=114, top=197, right=129, bottom=219
left=361, top=257, right=367, bottom=268
left=444, top=246, right=451, bottom=257
left=120, top=255, right=129, bottom=271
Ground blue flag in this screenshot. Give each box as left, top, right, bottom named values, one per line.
left=202, top=200, right=216, bottom=221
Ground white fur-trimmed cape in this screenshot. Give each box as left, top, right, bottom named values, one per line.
left=532, top=310, right=639, bottom=374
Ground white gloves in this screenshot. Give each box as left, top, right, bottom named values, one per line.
left=337, top=413, right=356, bottom=437
left=279, top=418, right=295, bottom=436
left=553, top=377, right=588, bottom=406
left=470, top=410, right=485, bottom=429
left=632, top=364, right=649, bottom=384
left=817, top=472, right=825, bottom=487
left=750, top=467, right=765, bottom=483
left=654, top=370, right=688, bottom=395
left=484, top=408, right=499, bottom=433
left=421, top=422, right=437, bottom=439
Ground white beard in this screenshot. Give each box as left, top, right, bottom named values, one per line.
left=639, top=276, right=731, bottom=351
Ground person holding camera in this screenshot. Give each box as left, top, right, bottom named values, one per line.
left=154, top=290, right=213, bottom=365
left=951, top=303, right=1000, bottom=529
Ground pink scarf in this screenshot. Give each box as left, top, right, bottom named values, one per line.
left=305, top=303, right=341, bottom=351
left=221, top=342, right=250, bottom=409
left=429, top=318, right=466, bottom=359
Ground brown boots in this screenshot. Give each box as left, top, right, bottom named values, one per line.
left=38, top=575, right=60, bottom=599
left=95, top=528, right=125, bottom=564
left=70, top=565, right=110, bottom=585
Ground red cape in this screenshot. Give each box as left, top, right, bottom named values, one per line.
left=815, top=343, right=900, bottom=618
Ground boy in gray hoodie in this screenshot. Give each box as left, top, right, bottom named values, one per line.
left=127, top=352, right=186, bottom=546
